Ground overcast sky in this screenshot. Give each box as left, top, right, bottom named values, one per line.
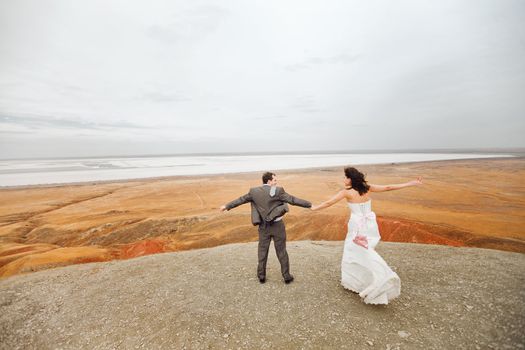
left=0, top=0, right=524, bottom=159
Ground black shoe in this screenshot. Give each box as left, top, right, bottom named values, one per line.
left=259, top=277, right=266, bottom=284
left=284, top=276, right=294, bottom=284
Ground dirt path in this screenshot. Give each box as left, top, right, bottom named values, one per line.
left=1, top=241, right=523, bottom=349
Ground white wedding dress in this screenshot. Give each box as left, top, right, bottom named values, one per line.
left=341, top=200, right=400, bottom=304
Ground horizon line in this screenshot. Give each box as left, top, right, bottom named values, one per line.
left=0, top=147, right=523, bottom=161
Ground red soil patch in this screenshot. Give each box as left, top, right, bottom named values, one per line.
left=378, top=217, right=466, bottom=247
left=119, top=239, right=167, bottom=259
left=376, top=217, right=525, bottom=253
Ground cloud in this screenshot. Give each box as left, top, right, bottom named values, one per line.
left=0, top=113, right=150, bottom=131
left=0, top=130, right=34, bottom=135
left=140, top=92, right=191, bottom=103
left=145, top=25, right=179, bottom=44
left=55, top=84, right=89, bottom=96
left=289, top=96, right=322, bottom=114
left=253, top=115, right=288, bottom=120
left=285, top=54, right=360, bottom=72
left=307, top=54, right=361, bottom=65
left=283, top=63, right=310, bottom=72
left=145, top=5, right=229, bottom=44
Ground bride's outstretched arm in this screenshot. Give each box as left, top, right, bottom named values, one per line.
left=369, top=177, right=423, bottom=193
left=311, top=190, right=346, bottom=211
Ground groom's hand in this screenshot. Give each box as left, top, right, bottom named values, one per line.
left=219, top=205, right=227, bottom=212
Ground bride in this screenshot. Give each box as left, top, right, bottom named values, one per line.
left=311, top=167, right=423, bottom=305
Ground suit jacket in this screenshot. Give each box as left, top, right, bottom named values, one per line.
left=225, top=185, right=311, bottom=226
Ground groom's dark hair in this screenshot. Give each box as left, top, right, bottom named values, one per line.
left=262, top=172, right=276, bottom=184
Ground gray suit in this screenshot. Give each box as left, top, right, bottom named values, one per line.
left=225, top=185, right=311, bottom=280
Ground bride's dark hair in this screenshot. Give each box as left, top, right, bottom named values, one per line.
left=344, top=166, right=370, bottom=195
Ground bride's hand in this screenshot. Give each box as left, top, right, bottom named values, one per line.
left=410, top=177, right=423, bottom=186
left=311, top=205, right=319, bottom=211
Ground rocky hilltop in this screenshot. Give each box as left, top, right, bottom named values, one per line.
left=1, top=241, right=523, bottom=349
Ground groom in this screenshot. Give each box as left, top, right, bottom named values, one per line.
left=220, top=172, right=312, bottom=284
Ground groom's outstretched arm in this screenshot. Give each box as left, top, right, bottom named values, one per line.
left=222, top=192, right=252, bottom=211
left=278, top=188, right=312, bottom=208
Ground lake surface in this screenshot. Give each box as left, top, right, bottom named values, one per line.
left=0, top=152, right=512, bottom=187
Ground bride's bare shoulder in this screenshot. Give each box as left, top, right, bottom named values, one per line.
left=345, top=189, right=371, bottom=203
left=344, top=188, right=358, bottom=199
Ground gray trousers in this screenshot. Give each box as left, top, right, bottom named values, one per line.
left=257, top=220, right=291, bottom=280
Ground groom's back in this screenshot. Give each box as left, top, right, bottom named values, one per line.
left=249, top=186, right=285, bottom=221
left=250, top=185, right=277, bottom=207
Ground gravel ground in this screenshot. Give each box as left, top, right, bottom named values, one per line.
left=1, top=241, right=524, bottom=349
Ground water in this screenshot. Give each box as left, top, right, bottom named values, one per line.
left=0, top=152, right=512, bottom=187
